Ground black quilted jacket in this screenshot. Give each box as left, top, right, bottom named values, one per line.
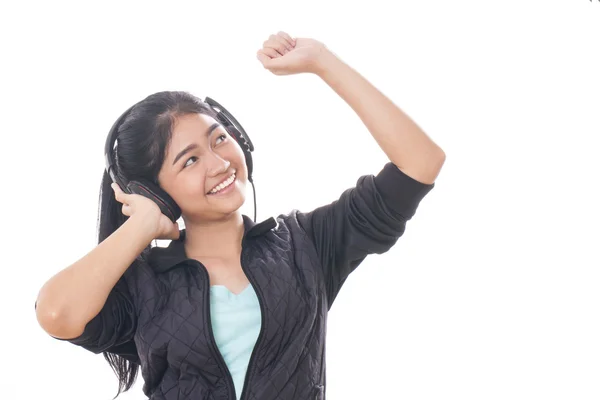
left=58, top=162, right=434, bottom=400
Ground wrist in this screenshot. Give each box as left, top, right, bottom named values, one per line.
left=313, top=49, right=343, bottom=78
left=128, top=214, right=161, bottom=242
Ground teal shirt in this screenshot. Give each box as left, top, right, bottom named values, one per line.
left=209, top=284, right=262, bottom=400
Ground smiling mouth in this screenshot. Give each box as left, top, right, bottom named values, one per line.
left=207, top=172, right=236, bottom=195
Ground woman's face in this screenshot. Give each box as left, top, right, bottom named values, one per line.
left=157, top=112, right=248, bottom=222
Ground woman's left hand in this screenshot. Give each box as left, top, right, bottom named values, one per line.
left=256, top=31, right=332, bottom=76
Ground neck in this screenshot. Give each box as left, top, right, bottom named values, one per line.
left=183, top=211, right=245, bottom=261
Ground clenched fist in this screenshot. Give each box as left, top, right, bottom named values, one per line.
left=256, top=31, right=332, bottom=76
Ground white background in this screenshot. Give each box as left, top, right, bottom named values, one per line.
left=1, top=1, right=599, bottom=399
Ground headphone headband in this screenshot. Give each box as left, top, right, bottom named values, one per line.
left=104, top=104, right=136, bottom=193
left=205, top=97, right=254, bottom=152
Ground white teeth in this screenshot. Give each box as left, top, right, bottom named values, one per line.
left=209, top=173, right=236, bottom=194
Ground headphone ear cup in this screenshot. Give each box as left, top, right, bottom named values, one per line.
left=126, top=179, right=181, bottom=223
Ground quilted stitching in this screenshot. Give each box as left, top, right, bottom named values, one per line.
left=124, top=215, right=328, bottom=400
left=112, top=163, right=433, bottom=399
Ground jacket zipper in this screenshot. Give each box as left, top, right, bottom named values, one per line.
left=196, top=259, right=237, bottom=400
left=195, top=235, right=266, bottom=400
left=239, top=237, right=265, bottom=400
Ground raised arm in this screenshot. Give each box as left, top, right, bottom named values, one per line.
left=35, top=216, right=155, bottom=340
left=258, top=32, right=445, bottom=308
left=314, top=50, right=445, bottom=184
left=257, top=32, right=446, bottom=184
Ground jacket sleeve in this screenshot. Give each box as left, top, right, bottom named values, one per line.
left=38, top=277, right=139, bottom=362
left=296, top=162, right=435, bottom=309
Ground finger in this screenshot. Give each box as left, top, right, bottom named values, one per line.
left=277, top=31, right=295, bottom=48
left=263, top=39, right=285, bottom=56
left=265, top=37, right=287, bottom=56
left=256, top=50, right=272, bottom=66
left=111, top=183, right=125, bottom=202
left=256, top=49, right=286, bottom=72
left=113, top=184, right=133, bottom=207
left=261, top=47, right=280, bottom=59
left=257, top=50, right=280, bottom=71
left=271, top=33, right=293, bottom=52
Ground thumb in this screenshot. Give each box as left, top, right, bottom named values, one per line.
left=256, top=51, right=286, bottom=71
left=111, top=183, right=130, bottom=204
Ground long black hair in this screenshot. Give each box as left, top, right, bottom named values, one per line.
left=96, top=91, right=217, bottom=396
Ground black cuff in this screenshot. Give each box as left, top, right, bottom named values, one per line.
left=374, top=162, right=435, bottom=220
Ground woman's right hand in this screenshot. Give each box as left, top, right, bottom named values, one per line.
left=111, top=183, right=180, bottom=240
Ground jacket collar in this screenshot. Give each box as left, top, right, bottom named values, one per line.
left=146, top=214, right=277, bottom=274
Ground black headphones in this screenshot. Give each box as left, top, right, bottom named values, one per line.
left=104, top=96, right=256, bottom=223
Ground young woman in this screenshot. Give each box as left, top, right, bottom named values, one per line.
left=35, top=31, right=445, bottom=400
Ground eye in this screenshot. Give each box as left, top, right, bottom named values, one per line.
left=182, top=134, right=228, bottom=170
left=215, top=133, right=228, bottom=144
left=183, top=156, right=197, bottom=169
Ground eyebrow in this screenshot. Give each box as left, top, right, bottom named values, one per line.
left=172, top=122, right=221, bottom=166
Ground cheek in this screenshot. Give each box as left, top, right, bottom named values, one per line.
left=229, top=143, right=247, bottom=169
left=174, top=172, right=208, bottom=201
left=190, top=172, right=209, bottom=192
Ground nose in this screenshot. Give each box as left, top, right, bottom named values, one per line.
left=205, top=151, right=231, bottom=177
